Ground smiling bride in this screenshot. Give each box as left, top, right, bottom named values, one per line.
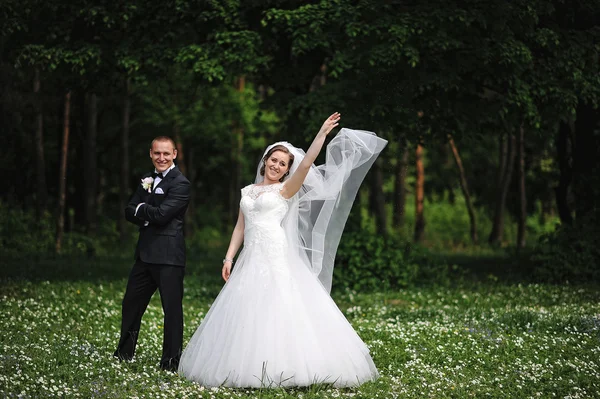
left=178, top=112, right=387, bottom=388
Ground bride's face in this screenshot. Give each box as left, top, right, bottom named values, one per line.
left=264, top=150, right=291, bottom=182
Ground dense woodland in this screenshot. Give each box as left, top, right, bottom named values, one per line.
left=1, top=0, right=599, bottom=284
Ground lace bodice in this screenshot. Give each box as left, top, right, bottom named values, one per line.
left=240, top=183, right=289, bottom=256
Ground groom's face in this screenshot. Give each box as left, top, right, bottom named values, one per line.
left=150, top=140, right=177, bottom=172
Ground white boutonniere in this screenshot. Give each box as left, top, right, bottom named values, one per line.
left=141, top=177, right=154, bottom=192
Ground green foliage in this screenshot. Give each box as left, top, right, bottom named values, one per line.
left=533, top=218, right=600, bottom=283
left=0, top=202, right=55, bottom=255
left=333, top=231, right=450, bottom=291
left=2, top=0, right=599, bottom=288
left=0, top=203, right=129, bottom=257
left=355, top=188, right=558, bottom=250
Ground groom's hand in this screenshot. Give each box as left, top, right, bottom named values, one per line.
left=125, top=185, right=151, bottom=226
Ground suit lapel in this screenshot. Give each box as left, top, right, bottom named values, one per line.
left=153, top=166, right=181, bottom=194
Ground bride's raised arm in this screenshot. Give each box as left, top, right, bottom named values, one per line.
left=280, top=112, right=340, bottom=199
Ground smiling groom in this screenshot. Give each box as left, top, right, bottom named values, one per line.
left=114, top=136, right=190, bottom=372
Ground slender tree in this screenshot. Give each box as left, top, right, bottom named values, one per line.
left=448, top=135, right=478, bottom=243
left=33, top=68, right=47, bottom=219
left=555, top=122, right=573, bottom=225
left=489, top=133, right=516, bottom=245
left=393, top=139, right=409, bottom=229
left=414, top=142, right=425, bottom=242
left=369, top=160, right=388, bottom=238
left=83, top=92, right=98, bottom=235
left=56, top=90, right=71, bottom=253
left=516, top=125, right=527, bottom=249
left=118, top=79, right=131, bottom=242
left=229, top=76, right=245, bottom=225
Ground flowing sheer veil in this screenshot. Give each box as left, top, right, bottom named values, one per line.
left=254, top=128, right=388, bottom=293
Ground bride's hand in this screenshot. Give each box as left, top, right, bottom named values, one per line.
left=222, top=262, right=232, bottom=281
left=318, top=112, right=341, bottom=136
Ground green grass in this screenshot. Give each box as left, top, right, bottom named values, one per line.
left=1, top=257, right=599, bottom=398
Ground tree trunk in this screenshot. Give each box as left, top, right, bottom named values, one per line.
left=346, top=188, right=363, bottom=231
left=56, top=91, right=71, bottom=254
left=393, top=139, right=409, bottom=229
left=555, top=121, right=573, bottom=225
left=370, top=159, right=388, bottom=238
left=489, top=133, right=516, bottom=245
left=443, top=142, right=456, bottom=204
left=33, top=68, right=47, bottom=219
left=229, top=76, right=245, bottom=225
left=309, top=63, right=327, bottom=92
left=516, top=125, right=527, bottom=250
left=118, top=79, right=131, bottom=242
left=173, top=119, right=192, bottom=231
left=97, top=171, right=107, bottom=216
left=573, top=103, right=600, bottom=222
left=83, top=92, right=98, bottom=235
left=186, top=148, right=196, bottom=238
left=173, top=119, right=187, bottom=175
left=448, top=135, right=478, bottom=243
left=414, top=143, right=425, bottom=242
left=496, top=132, right=507, bottom=186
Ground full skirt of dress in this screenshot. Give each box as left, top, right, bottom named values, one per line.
left=178, top=242, right=379, bottom=388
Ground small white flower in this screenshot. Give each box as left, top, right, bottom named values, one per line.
left=141, top=177, right=154, bottom=192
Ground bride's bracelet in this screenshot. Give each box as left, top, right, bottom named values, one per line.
left=222, top=258, right=234, bottom=265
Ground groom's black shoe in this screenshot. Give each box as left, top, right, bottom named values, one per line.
left=114, top=330, right=138, bottom=361
left=113, top=351, right=133, bottom=362
left=160, top=358, right=179, bottom=372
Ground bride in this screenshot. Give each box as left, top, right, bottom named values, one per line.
left=178, top=112, right=387, bottom=388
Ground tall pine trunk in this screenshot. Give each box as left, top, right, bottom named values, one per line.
left=443, top=141, right=456, bottom=204
left=309, top=63, right=327, bottom=92
left=555, top=121, right=573, bottom=225
left=186, top=148, right=196, bottom=238
left=118, top=79, right=131, bottom=242
left=370, top=160, right=388, bottom=238
left=496, top=132, right=508, bottom=188
left=448, top=135, right=478, bottom=243
left=173, top=121, right=186, bottom=175
left=229, top=76, right=245, bottom=225
left=573, top=103, right=600, bottom=221
left=173, top=119, right=192, bottom=234
left=516, top=125, right=527, bottom=250
left=84, top=92, right=98, bottom=235
left=489, top=133, right=516, bottom=245
left=393, top=139, right=409, bottom=229
left=56, top=91, right=71, bottom=253
left=414, top=143, right=425, bottom=242
left=34, top=68, right=47, bottom=218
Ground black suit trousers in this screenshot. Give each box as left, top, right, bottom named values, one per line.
left=114, top=259, right=184, bottom=367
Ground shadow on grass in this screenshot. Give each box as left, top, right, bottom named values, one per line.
left=1, top=245, right=538, bottom=294
left=0, top=252, right=223, bottom=285
left=427, top=247, right=538, bottom=285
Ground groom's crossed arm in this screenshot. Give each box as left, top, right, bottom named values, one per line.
left=125, top=185, right=150, bottom=227
left=134, top=180, right=191, bottom=226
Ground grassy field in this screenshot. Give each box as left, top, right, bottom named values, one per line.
left=1, top=257, right=599, bottom=398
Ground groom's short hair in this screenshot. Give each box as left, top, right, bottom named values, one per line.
left=151, top=136, right=177, bottom=151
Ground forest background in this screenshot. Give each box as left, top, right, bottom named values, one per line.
left=1, top=0, right=599, bottom=288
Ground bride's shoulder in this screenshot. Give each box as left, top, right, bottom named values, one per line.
left=241, top=183, right=255, bottom=197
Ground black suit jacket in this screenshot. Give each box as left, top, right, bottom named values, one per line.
left=125, top=166, right=191, bottom=267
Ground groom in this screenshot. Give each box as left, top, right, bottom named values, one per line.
left=114, top=135, right=190, bottom=372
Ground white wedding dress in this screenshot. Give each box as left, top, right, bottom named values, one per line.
left=178, top=182, right=379, bottom=388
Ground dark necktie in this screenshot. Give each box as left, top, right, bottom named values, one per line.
left=152, top=172, right=164, bottom=179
